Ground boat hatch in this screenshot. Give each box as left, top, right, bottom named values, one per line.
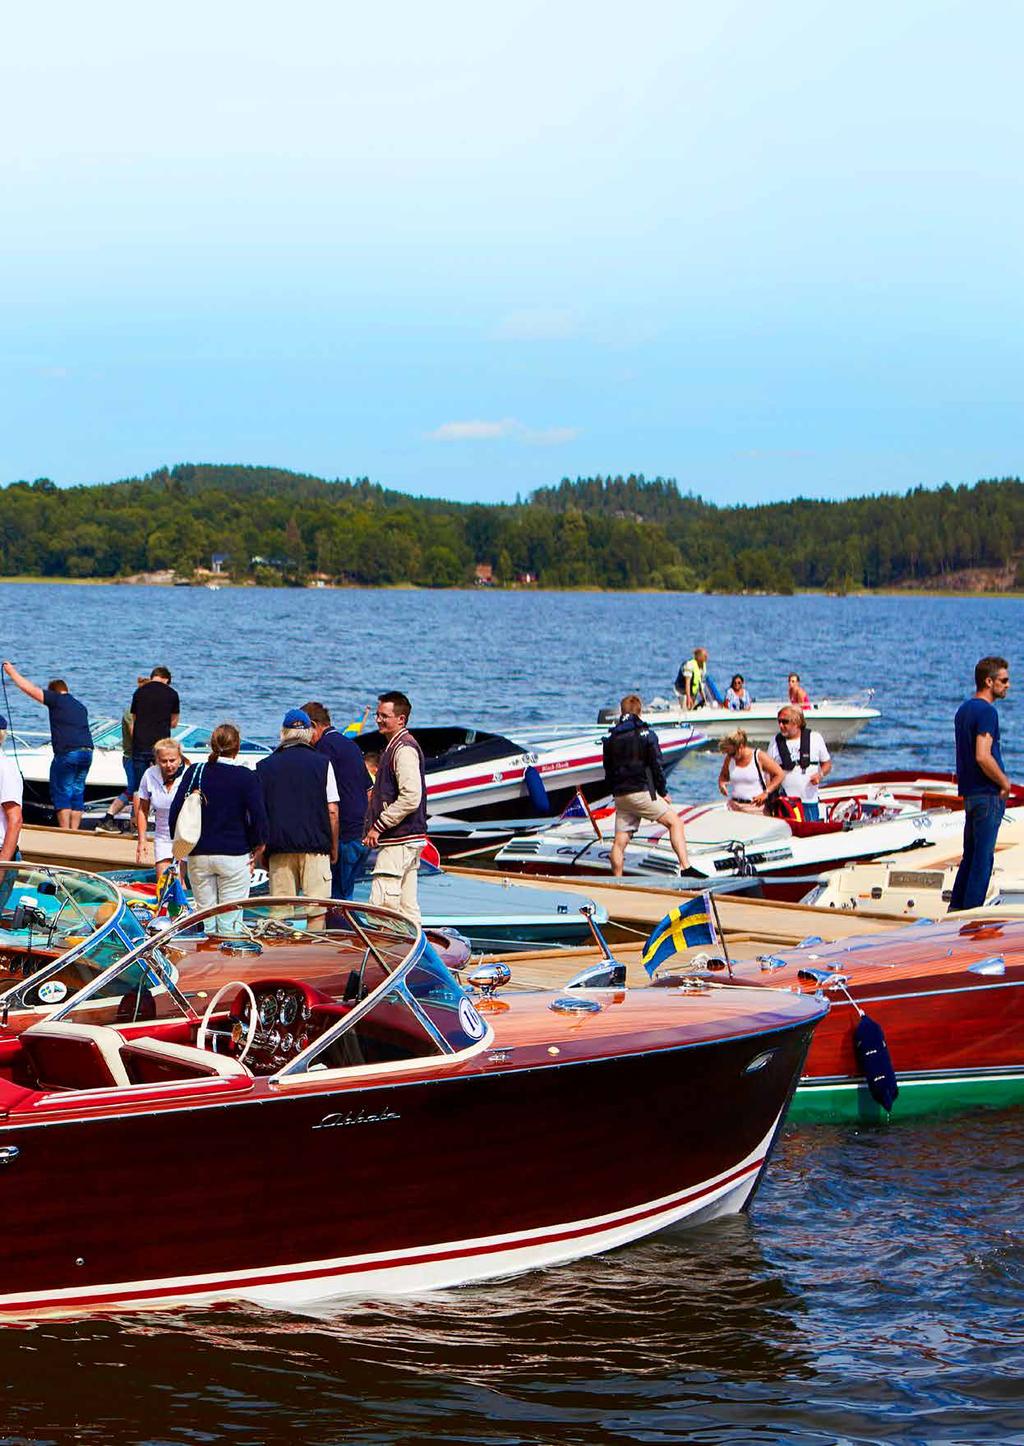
left=355, top=727, right=523, bottom=772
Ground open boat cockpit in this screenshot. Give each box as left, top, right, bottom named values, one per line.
left=0, top=898, right=492, bottom=1108
left=0, top=862, right=147, bottom=1025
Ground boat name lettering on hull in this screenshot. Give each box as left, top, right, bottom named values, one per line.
left=313, top=1108, right=401, bottom=1130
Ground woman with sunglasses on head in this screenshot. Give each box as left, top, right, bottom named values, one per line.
left=134, top=737, right=187, bottom=882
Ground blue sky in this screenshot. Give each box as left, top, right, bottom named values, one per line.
left=1, top=1, right=1021, bottom=505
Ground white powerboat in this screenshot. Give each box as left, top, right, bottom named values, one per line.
left=494, top=771, right=991, bottom=900
left=354, top=723, right=706, bottom=822
left=596, top=695, right=880, bottom=748
left=8, top=719, right=270, bottom=818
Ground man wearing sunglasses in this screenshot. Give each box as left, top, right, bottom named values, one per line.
left=949, top=656, right=1011, bottom=912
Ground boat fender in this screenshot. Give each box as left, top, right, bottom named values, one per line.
left=853, top=1012, right=899, bottom=1112
left=524, top=764, right=551, bottom=815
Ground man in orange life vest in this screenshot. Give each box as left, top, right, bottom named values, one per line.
left=362, top=691, right=427, bottom=926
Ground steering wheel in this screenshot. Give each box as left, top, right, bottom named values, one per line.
left=827, top=797, right=863, bottom=824
left=197, top=979, right=258, bottom=1061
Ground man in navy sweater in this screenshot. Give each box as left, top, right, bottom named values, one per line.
left=302, top=701, right=372, bottom=900
left=255, top=709, right=339, bottom=902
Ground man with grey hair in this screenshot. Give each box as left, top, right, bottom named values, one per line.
left=255, top=708, right=339, bottom=900
left=0, top=714, right=23, bottom=862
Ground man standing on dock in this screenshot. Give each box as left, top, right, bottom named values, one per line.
left=302, top=700, right=372, bottom=900
left=949, top=655, right=1011, bottom=912
left=362, top=692, right=427, bottom=926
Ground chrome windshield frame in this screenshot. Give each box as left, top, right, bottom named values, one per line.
left=43, top=895, right=421, bottom=1028
left=0, top=862, right=143, bottom=1014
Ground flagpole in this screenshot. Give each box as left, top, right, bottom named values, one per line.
left=707, top=890, right=734, bottom=978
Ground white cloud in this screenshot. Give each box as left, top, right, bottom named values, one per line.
left=427, top=418, right=579, bottom=447
left=427, top=418, right=519, bottom=442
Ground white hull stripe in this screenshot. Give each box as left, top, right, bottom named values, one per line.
left=0, top=1114, right=782, bottom=1313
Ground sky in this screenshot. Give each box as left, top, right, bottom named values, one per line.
left=0, top=0, right=1021, bottom=506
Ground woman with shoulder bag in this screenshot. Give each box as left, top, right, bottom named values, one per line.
left=167, top=722, right=268, bottom=935
left=717, top=729, right=785, bottom=814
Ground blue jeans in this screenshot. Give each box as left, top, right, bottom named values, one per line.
left=49, top=748, right=93, bottom=811
left=949, top=792, right=1005, bottom=912
left=331, top=840, right=368, bottom=900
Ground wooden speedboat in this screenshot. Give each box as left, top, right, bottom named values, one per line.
left=0, top=894, right=824, bottom=1318
left=673, top=913, right=1024, bottom=1122
left=496, top=772, right=1024, bottom=900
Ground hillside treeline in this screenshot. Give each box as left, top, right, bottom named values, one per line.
left=1, top=465, right=1022, bottom=591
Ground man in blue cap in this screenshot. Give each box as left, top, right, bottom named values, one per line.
left=255, top=709, right=339, bottom=901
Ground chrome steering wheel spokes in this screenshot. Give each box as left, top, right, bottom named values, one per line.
left=197, top=979, right=258, bottom=1062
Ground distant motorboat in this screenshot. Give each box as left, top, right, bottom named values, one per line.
left=596, top=694, right=880, bottom=748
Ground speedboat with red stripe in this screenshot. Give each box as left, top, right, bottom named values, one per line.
left=355, top=723, right=705, bottom=821
left=0, top=894, right=823, bottom=1319
left=495, top=772, right=1024, bottom=899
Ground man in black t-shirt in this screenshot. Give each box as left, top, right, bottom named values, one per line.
left=98, top=666, right=180, bottom=832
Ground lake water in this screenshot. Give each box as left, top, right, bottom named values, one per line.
left=1, top=584, right=1022, bottom=1445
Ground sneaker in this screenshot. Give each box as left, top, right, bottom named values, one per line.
left=96, top=816, right=121, bottom=833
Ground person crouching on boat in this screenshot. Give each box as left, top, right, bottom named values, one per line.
left=768, top=707, right=831, bottom=821
left=134, top=737, right=187, bottom=883
left=2, top=661, right=93, bottom=831
left=603, top=694, right=689, bottom=876
left=718, top=729, right=784, bottom=814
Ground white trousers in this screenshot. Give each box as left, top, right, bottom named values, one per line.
left=187, top=852, right=251, bottom=935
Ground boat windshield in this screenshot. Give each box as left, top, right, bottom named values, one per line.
left=45, top=895, right=489, bottom=1074
left=0, top=863, right=147, bottom=1019
left=172, top=725, right=270, bottom=756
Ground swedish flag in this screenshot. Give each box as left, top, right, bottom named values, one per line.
left=641, top=893, right=717, bottom=978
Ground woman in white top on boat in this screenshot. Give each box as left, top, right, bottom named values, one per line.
left=717, top=729, right=785, bottom=814
left=134, top=737, right=187, bottom=881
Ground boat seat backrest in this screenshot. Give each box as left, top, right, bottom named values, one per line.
left=21, top=1020, right=131, bottom=1091
left=121, top=1036, right=250, bottom=1085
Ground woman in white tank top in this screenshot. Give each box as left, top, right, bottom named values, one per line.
left=717, top=729, right=785, bottom=814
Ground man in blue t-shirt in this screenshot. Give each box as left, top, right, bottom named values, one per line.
left=2, top=660, right=95, bottom=830
left=949, top=655, right=1011, bottom=912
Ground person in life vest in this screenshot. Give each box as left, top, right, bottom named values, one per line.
left=603, top=694, right=689, bottom=876
left=674, top=647, right=709, bottom=709
left=362, top=691, right=427, bottom=926
left=767, top=706, right=831, bottom=821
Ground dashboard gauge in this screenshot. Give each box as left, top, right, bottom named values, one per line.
left=299, top=999, right=311, bottom=1022
left=279, top=992, right=299, bottom=1027
left=279, top=1031, right=293, bottom=1053
left=297, top=1032, right=310, bottom=1053
left=258, top=995, right=278, bottom=1030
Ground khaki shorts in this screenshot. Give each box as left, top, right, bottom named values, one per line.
left=614, top=791, right=675, bottom=834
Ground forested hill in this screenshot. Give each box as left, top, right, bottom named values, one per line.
left=2, top=464, right=1023, bottom=592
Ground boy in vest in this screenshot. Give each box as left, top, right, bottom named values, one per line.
left=362, top=691, right=427, bottom=926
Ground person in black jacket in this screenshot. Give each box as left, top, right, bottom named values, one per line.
left=602, top=694, right=689, bottom=877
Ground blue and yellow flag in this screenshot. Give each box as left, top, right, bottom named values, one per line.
left=641, top=893, right=716, bottom=978
left=343, top=705, right=373, bottom=738
left=155, top=869, right=189, bottom=919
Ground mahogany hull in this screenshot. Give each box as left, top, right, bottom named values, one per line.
left=0, top=1018, right=816, bottom=1316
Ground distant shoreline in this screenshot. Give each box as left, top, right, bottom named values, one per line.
left=1, top=575, right=1022, bottom=600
